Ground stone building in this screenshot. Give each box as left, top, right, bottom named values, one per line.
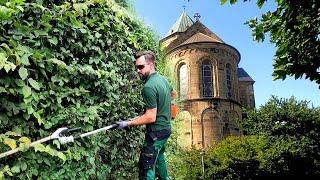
left=160, top=11, right=255, bottom=149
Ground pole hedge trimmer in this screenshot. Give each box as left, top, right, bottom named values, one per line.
left=0, top=124, right=118, bottom=159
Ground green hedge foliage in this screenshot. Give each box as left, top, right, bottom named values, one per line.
left=0, top=0, right=160, bottom=179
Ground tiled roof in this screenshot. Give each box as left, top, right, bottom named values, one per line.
left=166, top=11, right=194, bottom=37
left=238, top=68, right=255, bottom=82
left=180, top=32, right=224, bottom=46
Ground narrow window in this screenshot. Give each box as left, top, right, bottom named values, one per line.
left=179, top=64, right=188, bottom=100
left=226, top=64, right=232, bottom=99
left=202, top=60, right=213, bottom=98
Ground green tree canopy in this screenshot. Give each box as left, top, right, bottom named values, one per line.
left=170, top=97, right=320, bottom=179
left=205, top=96, right=320, bottom=178
left=221, top=0, right=320, bottom=86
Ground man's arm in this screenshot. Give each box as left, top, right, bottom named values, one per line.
left=171, top=89, right=177, bottom=99
left=128, top=108, right=157, bottom=126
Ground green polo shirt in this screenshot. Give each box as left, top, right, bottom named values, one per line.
left=142, top=72, right=172, bottom=132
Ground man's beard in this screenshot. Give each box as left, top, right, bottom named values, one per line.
left=139, top=72, right=149, bottom=81
left=139, top=73, right=147, bottom=81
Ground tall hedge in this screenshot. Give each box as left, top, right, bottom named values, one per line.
left=0, top=0, right=160, bottom=179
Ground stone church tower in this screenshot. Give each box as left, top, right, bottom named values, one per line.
left=160, top=11, right=255, bottom=149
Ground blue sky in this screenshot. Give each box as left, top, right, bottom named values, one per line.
left=130, top=0, right=319, bottom=108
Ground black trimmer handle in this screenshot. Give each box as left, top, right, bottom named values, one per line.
left=110, top=123, right=119, bottom=129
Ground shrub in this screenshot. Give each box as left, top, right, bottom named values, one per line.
left=0, top=0, right=160, bottom=179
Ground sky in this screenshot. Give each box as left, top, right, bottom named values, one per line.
left=130, top=0, right=319, bottom=108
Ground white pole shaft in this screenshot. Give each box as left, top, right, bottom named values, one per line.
left=0, top=136, right=52, bottom=159
left=80, top=124, right=116, bottom=138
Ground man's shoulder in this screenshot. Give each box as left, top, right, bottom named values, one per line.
left=147, top=73, right=169, bottom=85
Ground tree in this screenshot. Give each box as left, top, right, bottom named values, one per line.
left=221, top=0, right=320, bottom=86
left=202, top=97, right=320, bottom=178
left=242, top=96, right=320, bottom=176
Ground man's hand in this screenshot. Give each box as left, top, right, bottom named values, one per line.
left=116, top=120, right=129, bottom=129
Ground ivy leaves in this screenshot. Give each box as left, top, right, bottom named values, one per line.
left=0, top=0, right=159, bottom=179
left=18, top=67, right=28, bottom=80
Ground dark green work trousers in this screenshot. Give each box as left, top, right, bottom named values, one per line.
left=138, top=130, right=171, bottom=180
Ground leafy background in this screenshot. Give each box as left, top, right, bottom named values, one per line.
left=0, top=0, right=162, bottom=179
left=167, top=97, right=320, bottom=179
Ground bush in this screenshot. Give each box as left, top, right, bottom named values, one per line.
left=204, top=97, right=320, bottom=179
left=168, top=97, right=320, bottom=179
left=0, top=0, right=160, bottom=179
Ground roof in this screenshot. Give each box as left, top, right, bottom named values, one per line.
left=180, top=32, right=224, bottom=46
left=238, top=68, right=255, bottom=82
left=166, top=11, right=194, bottom=37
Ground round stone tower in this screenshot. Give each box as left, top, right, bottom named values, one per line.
left=160, top=11, right=255, bottom=149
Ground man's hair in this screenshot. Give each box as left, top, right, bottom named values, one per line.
left=134, top=50, right=156, bottom=63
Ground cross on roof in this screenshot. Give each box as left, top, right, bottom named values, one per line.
left=194, top=13, right=201, bottom=21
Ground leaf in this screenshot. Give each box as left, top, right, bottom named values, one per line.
left=18, top=67, right=28, bottom=80
left=79, top=28, right=87, bottom=33
left=34, top=143, right=46, bottom=152
left=16, top=5, right=24, bottom=12
left=57, top=152, right=66, bottom=162
left=4, top=138, right=17, bottom=149
left=0, top=5, right=13, bottom=20
left=49, top=58, right=66, bottom=68
left=0, top=52, right=7, bottom=67
left=22, top=85, right=31, bottom=98
left=19, top=137, right=31, bottom=145
left=11, top=166, right=20, bottom=173
left=2, top=165, right=13, bottom=176
left=28, top=78, right=40, bottom=90
left=4, top=63, right=15, bottom=73
left=48, top=36, right=58, bottom=45
left=220, top=0, right=228, bottom=5
left=73, top=3, right=88, bottom=13
left=5, top=131, right=21, bottom=136
left=20, top=53, right=31, bottom=65
left=95, top=32, right=102, bottom=38
left=230, top=0, right=237, bottom=4
left=0, top=43, right=12, bottom=54
left=34, top=30, right=48, bottom=37
left=19, top=143, right=30, bottom=152
left=53, top=139, right=61, bottom=149
left=20, top=162, right=27, bottom=171
left=257, top=0, right=265, bottom=8
left=0, top=86, right=6, bottom=93
left=27, top=105, right=34, bottom=114
left=33, top=111, right=44, bottom=125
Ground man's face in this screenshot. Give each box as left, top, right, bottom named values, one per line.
left=135, top=55, right=153, bottom=80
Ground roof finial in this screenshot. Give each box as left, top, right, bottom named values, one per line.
left=183, top=0, right=190, bottom=11
left=194, top=13, right=201, bottom=21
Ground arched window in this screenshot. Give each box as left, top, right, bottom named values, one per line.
left=226, top=63, right=232, bottom=99
left=201, top=108, right=221, bottom=148
left=201, top=60, right=213, bottom=98
left=179, top=63, right=188, bottom=100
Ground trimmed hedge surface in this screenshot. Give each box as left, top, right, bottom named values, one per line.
left=0, top=0, right=159, bottom=179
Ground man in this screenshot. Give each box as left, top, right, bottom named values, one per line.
left=117, top=50, right=174, bottom=180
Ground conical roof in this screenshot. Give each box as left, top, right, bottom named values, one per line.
left=238, top=68, right=255, bottom=82
left=166, top=11, right=194, bottom=37
left=180, top=32, right=224, bottom=46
